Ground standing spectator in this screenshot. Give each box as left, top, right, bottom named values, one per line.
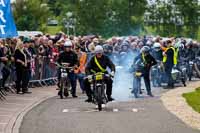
left=23, top=40, right=33, bottom=92
left=0, top=42, right=8, bottom=88
left=74, top=45, right=87, bottom=93
left=163, top=40, right=177, bottom=88
left=14, top=40, right=31, bottom=94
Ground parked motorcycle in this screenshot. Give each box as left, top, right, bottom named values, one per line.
left=171, top=65, right=187, bottom=87
left=187, top=58, right=200, bottom=81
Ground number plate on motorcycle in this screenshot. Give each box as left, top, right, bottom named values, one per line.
left=61, top=73, right=68, bottom=78
left=96, top=74, right=103, bottom=80
left=135, top=72, right=142, bottom=77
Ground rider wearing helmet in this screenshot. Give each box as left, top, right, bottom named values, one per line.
left=120, top=42, right=130, bottom=53
left=57, top=40, right=78, bottom=98
left=152, top=42, right=163, bottom=61
left=103, top=44, right=113, bottom=58
left=84, top=45, right=116, bottom=102
left=134, top=46, right=157, bottom=97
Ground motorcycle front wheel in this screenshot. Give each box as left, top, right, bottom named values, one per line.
left=96, top=86, right=103, bottom=111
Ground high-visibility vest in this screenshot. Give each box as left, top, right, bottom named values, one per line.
left=74, top=52, right=87, bottom=74
left=94, top=56, right=106, bottom=73
left=163, top=46, right=177, bottom=65
left=142, top=53, right=146, bottom=64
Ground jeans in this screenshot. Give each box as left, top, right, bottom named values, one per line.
left=2, top=66, right=10, bottom=88
left=132, top=76, right=141, bottom=97
left=76, top=73, right=85, bottom=92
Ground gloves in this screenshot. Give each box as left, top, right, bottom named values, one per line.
left=111, top=71, right=115, bottom=77
left=88, top=75, right=93, bottom=82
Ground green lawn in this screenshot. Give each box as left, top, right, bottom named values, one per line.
left=183, top=88, right=200, bottom=113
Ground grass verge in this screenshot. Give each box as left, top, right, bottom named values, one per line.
left=183, top=88, right=200, bottom=113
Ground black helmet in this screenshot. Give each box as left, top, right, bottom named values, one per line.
left=103, top=44, right=113, bottom=54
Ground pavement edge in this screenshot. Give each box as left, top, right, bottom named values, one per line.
left=161, top=81, right=200, bottom=130
left=4, top=94, right=56, bottom=133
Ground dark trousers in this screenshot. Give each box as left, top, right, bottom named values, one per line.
left=23, top=69, right=31, bottom=91
left=84, top=78, right=113, bottom=99
left=165, top=65, right=174, bottom=87
left=68, top=72, right=77, bottom=96
left=75, top=73, right=85, bottom=92
left=16, top=68, right=29, bottom=93
left=143, top=71, right=152, bottom=94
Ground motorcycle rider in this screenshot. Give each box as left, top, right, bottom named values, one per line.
left=84, top=45, right=115, bottom=102
left=134, top=46, right=157, bottom=97
left=57, top=40, right=78, bottom=98
left=151, top=42, right=163, bottom=87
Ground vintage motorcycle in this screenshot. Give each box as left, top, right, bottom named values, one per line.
left=56, top=63, right=73, bottom=99
left=85, top=73, right=112, bottom=111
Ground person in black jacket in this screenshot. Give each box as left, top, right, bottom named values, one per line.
left=84, top=45, right=115, bottom=102
left=14, top=40, right=31, bottom=94
left=163, top=40, right=176, bottom=88
left=134, top=46, right=157, bottom=97
left=57, top=40, right=78, bottom=98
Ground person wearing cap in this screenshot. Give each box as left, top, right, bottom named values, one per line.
left=57, top=40, right=78, bottom=98
left=84, top=45, right=115, bottom=102
left=134, top=46, right=157, bottom=97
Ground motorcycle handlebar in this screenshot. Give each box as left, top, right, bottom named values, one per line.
left=84, top=73, right=113, bottom=80
left=53, top=62, right=74, bottom=70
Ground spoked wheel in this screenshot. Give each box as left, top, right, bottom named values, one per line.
left=96, top=86, right=103, bottom=111
left=64, top=87, right=69, bottom=97
left=98, top=103, right=102, bottom=111
left=59, top=80, right=64, bottom=99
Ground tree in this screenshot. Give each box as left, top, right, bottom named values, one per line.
left=13, top=0, right=49, bottom=31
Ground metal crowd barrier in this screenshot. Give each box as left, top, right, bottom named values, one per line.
left=29, top=56, right=58, bottom=87
left=0, top=56, right=58, bottom=101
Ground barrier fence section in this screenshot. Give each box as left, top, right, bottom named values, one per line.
left=0, top=56, right=58, bottom=100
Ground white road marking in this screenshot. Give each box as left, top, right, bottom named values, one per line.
left=62, top=109, right=69, bottom=113
left=102, top=104, right=106, bottom=108
left=85, top=110, right=98, bottom=113
left=132, top=108, right=138, bottom=112
left=113, top=109, right=119, bottom=112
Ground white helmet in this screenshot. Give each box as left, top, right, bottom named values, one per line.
left=64, top=40, right=73, bottom=47
left=95, top=45, right=104, bottom=54
left=174, top=41, right=181, bottom=48
left=153, top=43, right=161, bottom=48
left=140, top=46, right=150, bottom=53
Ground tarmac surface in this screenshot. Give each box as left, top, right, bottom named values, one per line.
left=20, top=93, right=200, bottom=133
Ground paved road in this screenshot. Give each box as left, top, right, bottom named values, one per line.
left=20, top=94, right=200, bottom=133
